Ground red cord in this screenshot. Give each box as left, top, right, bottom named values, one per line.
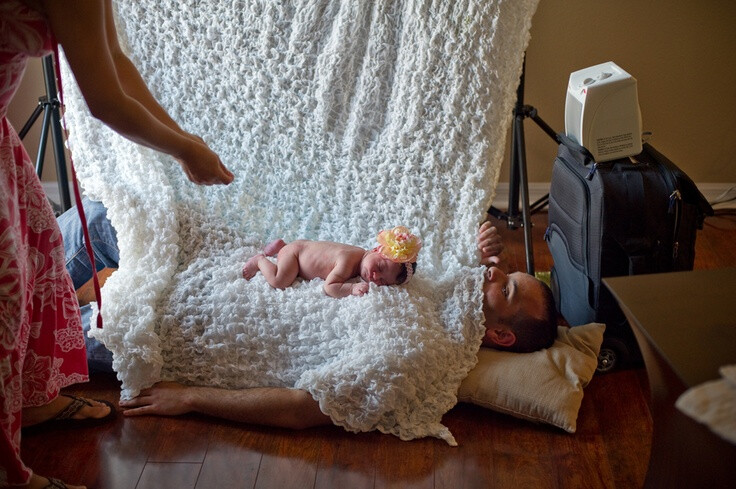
left=52, top=45, right=103, bottom=328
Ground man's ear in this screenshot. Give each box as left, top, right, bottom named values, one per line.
left=484, top=327, right=516, bottom=348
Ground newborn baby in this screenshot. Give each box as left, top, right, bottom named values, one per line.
left=243, top=226, right=421, bottom=298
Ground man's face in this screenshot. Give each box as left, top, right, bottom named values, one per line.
left=482, top=267, right=545, bottom=328
left=360, top=252, right=403, bottom=286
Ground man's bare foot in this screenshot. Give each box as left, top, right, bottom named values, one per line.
left=242, top=254, right=264, bottom=280
left=22, top=395, right=112, bottom=427
left=263, top=239, right=286, bottom=256
left=23, top=473, right=85, bottom=489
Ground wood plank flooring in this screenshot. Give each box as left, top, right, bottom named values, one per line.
left=21, top=209, right=736, bottom=489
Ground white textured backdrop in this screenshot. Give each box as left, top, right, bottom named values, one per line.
left=61, top=0, right=539, bottom=443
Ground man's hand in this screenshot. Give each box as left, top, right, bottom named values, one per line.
left=119, top=382, right=332, bottom=429
left=478, top=221, right=507, bottom=270
left=119, top=381, right=192, bottom=416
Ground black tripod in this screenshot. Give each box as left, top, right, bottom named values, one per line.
left=488, top=61, right=559, bottom=275
left=18, top=54, right=72, bottom=213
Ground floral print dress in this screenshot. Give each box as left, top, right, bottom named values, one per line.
left=0, top=2, right=89, bottom=485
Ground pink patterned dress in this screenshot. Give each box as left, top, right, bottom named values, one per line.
left=1, top=2, right=89, bottom=485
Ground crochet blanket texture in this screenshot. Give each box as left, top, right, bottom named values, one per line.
left=61, top=0, right=539, bottom=444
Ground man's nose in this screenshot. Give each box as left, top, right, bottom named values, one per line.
left=487, top=266, right=506, bottom=282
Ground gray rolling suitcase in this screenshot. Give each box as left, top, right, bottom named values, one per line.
left=545, top=134, right=713, bottom=372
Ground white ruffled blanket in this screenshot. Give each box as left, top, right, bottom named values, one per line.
left=61, top=0, right=539, bottom=444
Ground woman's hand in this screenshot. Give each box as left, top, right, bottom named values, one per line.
left=176, top=140, right=234, bottom=185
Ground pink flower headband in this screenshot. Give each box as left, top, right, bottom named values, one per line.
left=374, top=226, right=422, bottom=283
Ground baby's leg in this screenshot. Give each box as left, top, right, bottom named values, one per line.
left=263, top=238, right=287, bottom=256
left=259, top=247, right=299, bottom=289
left=242, top=253, right=264, bottom=280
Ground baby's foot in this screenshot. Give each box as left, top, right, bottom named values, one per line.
left=242, top=254, right=264, bottom=280
left=263, top=239, right=286, bottom=256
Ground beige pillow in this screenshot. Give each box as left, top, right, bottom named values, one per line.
left=457, top=323, right=605, bottom=433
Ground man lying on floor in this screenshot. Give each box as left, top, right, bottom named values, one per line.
left=60, top=198, right=556, bottom=429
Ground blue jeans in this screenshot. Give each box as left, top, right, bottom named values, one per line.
left=58, top=197, right=118, bottom=373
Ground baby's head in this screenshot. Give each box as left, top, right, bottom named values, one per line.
left=362, top=226, right=421, bottom=286
left=360, top=253, right=417, bottom=286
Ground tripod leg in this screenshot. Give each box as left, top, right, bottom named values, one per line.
left=18, top=103, right=44, bottom=140
left=35, top=106, right=52, bottom=178
left=42, top=55, right=72, bottom=211
left=514, top=113, right=535, bottom=275
left=49, top=103, right=71, bottom=211
left=506, top=117, right=521, bottom=229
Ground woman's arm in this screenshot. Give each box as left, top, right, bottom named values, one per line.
left=40, top=0, right=233, bottom=185
left=101, top=3, right=204, bottom=146
left=119, top=382, right=333, bottom=430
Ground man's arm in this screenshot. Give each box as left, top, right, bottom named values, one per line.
left=119, top=382, right=332, bottom=430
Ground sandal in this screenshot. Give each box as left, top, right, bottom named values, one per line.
left=23, top=394, right=116, bottom=433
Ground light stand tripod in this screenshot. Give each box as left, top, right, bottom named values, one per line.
left=18, top=54, right=72, bottom=213
left=488, top=60, right=559, bottom=275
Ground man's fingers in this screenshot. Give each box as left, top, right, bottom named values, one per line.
left=119, top=395, right=149, bottom=408
left=478, top=222, right=495, bottom=236
left=480, top=255, right=502, bottom=267
left=119, top=394, right=161, bottom=416
left=122, top=405, right=153, bottom=416
left=478, top=221, right=504, bottom=258
left=479, top=235, right=503, bottom=246
left=479, top=237, right=503, bottom=252
left=478, top=225, right=500, bottom=242
left=481, top=244, right=503, bottom=254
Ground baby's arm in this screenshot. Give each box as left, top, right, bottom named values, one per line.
left=323, top=261, right=365, bottom=298
left=478, top=221, right=508, bottom=271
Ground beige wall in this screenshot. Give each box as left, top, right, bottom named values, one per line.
left=6, top=57, right=58, bottom=179
left=8, top=1, right=736, bottom=184
left=515, top=0, right=736, bottom=184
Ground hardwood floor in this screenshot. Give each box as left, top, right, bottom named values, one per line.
left=21, top=210, right=736, bottom=489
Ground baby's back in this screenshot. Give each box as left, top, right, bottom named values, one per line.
left=286, top=240, right=365, bottom=280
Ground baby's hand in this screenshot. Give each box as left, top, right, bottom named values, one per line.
left=352, top=282, right=370, bottom=296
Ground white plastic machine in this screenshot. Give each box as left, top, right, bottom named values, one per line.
left=565, top=61, right=642, bottom=162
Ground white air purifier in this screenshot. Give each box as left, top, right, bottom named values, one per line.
left=565, top=61, right=642, bottom=162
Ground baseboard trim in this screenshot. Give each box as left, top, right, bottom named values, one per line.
left=492, top=182, right=736, bottom=210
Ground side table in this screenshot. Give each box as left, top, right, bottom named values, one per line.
left=604, top=268, right=736, bottom=489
